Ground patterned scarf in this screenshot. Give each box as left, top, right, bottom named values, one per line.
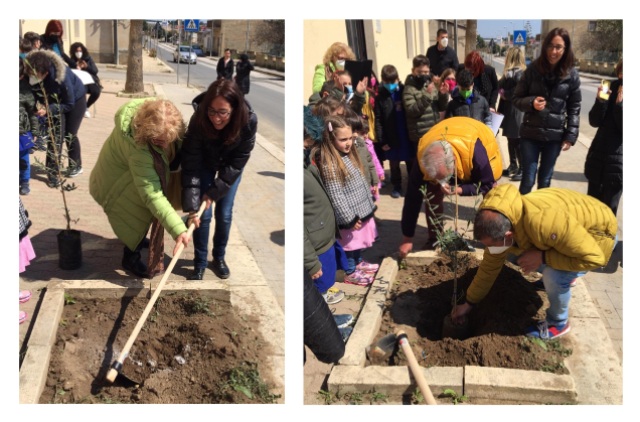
left=146, top=145, right=168, bottom=278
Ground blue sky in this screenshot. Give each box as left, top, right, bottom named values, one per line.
left=476, top=20, right=542, bottom=40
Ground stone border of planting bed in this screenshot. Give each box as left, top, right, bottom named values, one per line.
left=327, top=251, right=623, bottom=404
left=19, top=279, right=285, bottom=404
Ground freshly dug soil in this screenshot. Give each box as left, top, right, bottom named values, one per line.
left=38, top=292, right=279, bottom=404
left=368, top=253, right=572, bottom=374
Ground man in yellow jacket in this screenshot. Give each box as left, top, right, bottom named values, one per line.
left=452, top=183, right=618, bottom=340
left=399, top=117, right=502, bottom=257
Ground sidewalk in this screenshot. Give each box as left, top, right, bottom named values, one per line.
left=18, top=54, right=285, bottom=400
left=303, top=121, right=623, bottom=404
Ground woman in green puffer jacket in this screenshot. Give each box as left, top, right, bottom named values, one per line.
left=90, top=98, right=190, bottom=278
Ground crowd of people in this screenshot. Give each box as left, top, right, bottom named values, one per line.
left=19, top=21, right=259, bottom=325
left=304, top=27, right=622, bottom=363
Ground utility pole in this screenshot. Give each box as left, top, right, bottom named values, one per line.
left=245, top=20, right=250, bottom=53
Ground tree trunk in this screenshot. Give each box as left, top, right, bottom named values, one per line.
left=124, top=19, right=144, bottom=93
left=465, top=20, right=477, bottom=57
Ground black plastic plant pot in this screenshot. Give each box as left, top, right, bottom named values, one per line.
left=57, top=229, right=82, bottom=270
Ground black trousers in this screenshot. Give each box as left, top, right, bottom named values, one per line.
left=65, top=95, right=87, bottom=168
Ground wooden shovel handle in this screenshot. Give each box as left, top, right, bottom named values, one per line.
left=107, top=201, right=207, bottom=381
left=397, top=330, right=438, bottom=405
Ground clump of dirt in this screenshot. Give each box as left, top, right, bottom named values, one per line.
left=38, top=292, right=280, bottom=404
left=368, top=253, right=572, bottom=374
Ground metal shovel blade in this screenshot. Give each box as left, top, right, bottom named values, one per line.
left=366, top=333, right=398, bottom=360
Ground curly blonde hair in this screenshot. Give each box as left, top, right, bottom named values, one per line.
left=322, top=42, right=355, bottom=67
left=132, top=99, right=185, bottom=146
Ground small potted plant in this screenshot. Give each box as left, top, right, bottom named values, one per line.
left=26, top=58, right=83, bottom=270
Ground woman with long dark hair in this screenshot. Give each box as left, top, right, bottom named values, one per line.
left=512, top=27, right=581, bottom=194
left=181, top=79, right=258, bottom=280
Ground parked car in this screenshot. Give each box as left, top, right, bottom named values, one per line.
left=191, top=45, right=205, bottom=57
left=173, top=46, right=197, bottom=64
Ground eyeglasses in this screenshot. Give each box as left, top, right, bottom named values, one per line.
left=547, top=44, right=565, bottom=52
left=207, top=108, right=232, bottom=119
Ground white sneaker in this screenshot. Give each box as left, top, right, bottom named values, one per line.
left=323, top=290, right=345, bottom=305
left=84, top=110, right=91, bottom=118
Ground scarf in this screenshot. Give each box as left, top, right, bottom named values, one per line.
left=147, top=144, right=168, bottom=277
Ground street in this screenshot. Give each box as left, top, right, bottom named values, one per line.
left=99, top=42, right=285, bottom=151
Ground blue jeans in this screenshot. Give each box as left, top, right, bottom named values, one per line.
left=19, top=148, right=30, bottom=185
left=518, top=139, right=563, bottom=194
left=345, top=249, right=362, bottom=274
left=507, top=235, right=618, bottom=326
left=192, top=171, right=243, bottom=269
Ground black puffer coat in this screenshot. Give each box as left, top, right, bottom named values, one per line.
left=512, top=62, right=581, bottom=144
left=497, top=67, right=524, bottom=138
left=181, top=93, right=257, bottom=212
left=584, top=79, right=622, bottom=186
left=374, top=84, right=408, bottom=149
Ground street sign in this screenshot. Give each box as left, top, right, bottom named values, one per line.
left=514, top=30, right=527, bottom=46
left=184, top=19, right=199, bottom=32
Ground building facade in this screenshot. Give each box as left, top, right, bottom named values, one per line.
left=303, top=19, right=467, bottom=102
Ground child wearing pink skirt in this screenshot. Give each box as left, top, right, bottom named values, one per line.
left=19, top=198, right=35, bottom=324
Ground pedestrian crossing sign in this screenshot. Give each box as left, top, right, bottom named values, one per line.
left=184, top=19, right=199, bottom=32
left=514, top=30, right=527, bottom=46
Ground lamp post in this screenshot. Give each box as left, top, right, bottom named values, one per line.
left=509, top=21, right=514, bottom=46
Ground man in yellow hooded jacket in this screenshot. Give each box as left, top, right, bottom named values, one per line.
left=399, top=116, right=502, bottom=257
left=452, top=183, right=618, bottom=340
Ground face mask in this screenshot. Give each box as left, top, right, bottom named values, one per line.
left=439, top=37, right=448, bottom=48
left=445, top=79, right=457, bottom=91
left=384, top=83, right=398, bottom=92
left=344, top=84, right=353, bottom=95
left=370, top=77, right=377, bottom=87
left=460, top=89, right=472, bottom=100
left=335, top=59, right=345, bottom=69
left=487, top=238, right=513, bottom=254
left=45, top=34, right=59, bottom=44
left=415, top=75, right=428, bottom=87
left=75, top=51, right=83, bottom=59
left=29, top=75, right=42, bottom=86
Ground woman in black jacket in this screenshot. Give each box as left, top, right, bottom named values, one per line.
left=69, top=42, right=102, bottom=115
left=181, top=79, right=257, bottom=280
left=585, top=59, right=622, bottom=215
left=512, top=27, right=581, bottom=194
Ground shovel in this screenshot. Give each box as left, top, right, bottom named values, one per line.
left=366, top=330, right=437, bottom=405
left=104, top=202, right=207, bottom=385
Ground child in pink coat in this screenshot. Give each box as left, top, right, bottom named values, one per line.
left=359, top=118, right=385, bottom=201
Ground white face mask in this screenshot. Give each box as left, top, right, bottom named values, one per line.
left=29, top=75, right=42, bottom=86
left=439, top=37, right=449, bottom=48
left=335, top=59, right=345, bottom=69
left=75, top=51, right=83, bottom=59
left=487, top=237, right=513, bottom=255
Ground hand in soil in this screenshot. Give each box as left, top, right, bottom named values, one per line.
left=451, top=302, right=472, bottom=324
left=398, top=237, right=413, bottom=259
left=517, top=249, right=544, bottom=273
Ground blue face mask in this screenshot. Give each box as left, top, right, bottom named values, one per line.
left=344, top=84, right=353, bottom=95
left=384, top=83, right=398, bottom=92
